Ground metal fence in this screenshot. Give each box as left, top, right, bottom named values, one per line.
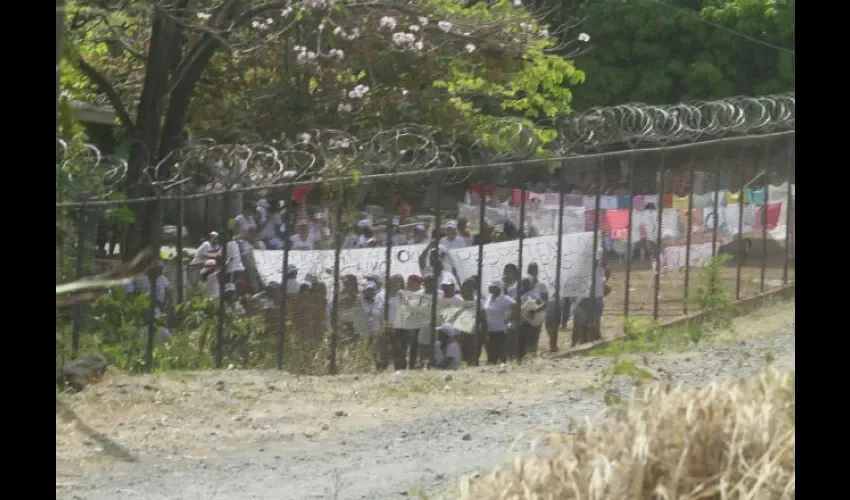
left=56, top=94, right=795, bottom=375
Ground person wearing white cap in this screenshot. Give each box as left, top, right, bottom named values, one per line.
left=189, top=231, right=221, bottom=284
left=441, top=220, right=468, bottom=250
left=440, top=277, right=463, bottom=303
left=409, top=224, right=428, bottom=244
left=290, top=219, right=317, bottom=250
left=484, top=279, right=515, bottom=365
left=434, top=323, right=461, bottom=370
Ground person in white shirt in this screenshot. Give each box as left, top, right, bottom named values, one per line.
left=418, top=244, right=460, bottom=290
left=282, top=264, right=301, bottom=294
left=131, top=261, right=172, bottom=339
left=309, top=213, right=332, bottom=249
left=517, top=277, right=546, bottom=360
left=234, top=212, right=257, bottom=238
left=440, top=278, right=463, bottom=303
left=290, top=220, right=316, bottom=250
left=224, top=234, right=245, bottom=284
left=189, top=232, right=221, bottom=284
left=199, top=259, right=221, bottom=298
left=484, top=279, right=515, bottom=365
left=360, top=281, right=389, bottom=370
left=410, top=224, right=428, bottom=244
left=456, top=217, right=473, bottom=246
left=501, top=263, right=520, bottom=360
left=355, top=219, right=373, bottom=248
left=441, top=220, right=468, bottom=250
left=259, top=201, right=283, bottom=249
left=434, top=323, right=461, bottom=370
left=524, top=263, right=548, bottom=358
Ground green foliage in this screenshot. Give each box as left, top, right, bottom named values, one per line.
left=546, top=0, right=794, bottom=108
left=685, top=253, right=738, bottom=339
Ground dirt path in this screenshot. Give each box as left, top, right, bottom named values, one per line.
left=57, top=306, right=794, bottom=500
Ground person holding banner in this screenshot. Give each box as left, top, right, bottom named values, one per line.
left=457, top=278, right=481, bottom=366
left=518, top=276, right=546, bottom=360
left=484, top=280, right=516, bottom=365
left=502, top=264, right=520, bottom=360
left=392, top=275, right=422, bottom=370
left=526, top=262, right=549, bottom=354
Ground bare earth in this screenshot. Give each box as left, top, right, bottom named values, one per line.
left=57, top=301, right=795, bottom=500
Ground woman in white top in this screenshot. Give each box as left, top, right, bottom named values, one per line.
left=189, top=232, right=221, bottom=285
left=290, top=220, right=316, bottom=250
left=517, top=277, right=545, bottom=360
left=458, top=278, right=481, bottom=366
left=224, top=234, right=245, bottom=284
left=484, top=279, right=515, bottom=365
left=199, top=259, right=220, bottom=298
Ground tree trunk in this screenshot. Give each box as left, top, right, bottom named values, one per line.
left=56, top=0, right=65, bottom=130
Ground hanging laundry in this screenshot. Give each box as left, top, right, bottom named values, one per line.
left=585, top=209, right=604, bottom=232
left=662, top=194, right=674, bottom=208
left=726, top=191, right=743, bottom=205
left=746, top=187, right=765, bottom=205
left=722, top=204, right=755, bottom=235
left=600, top=195, right=618, bottom=210
left=690, top=193, right=710, bottom=209
left=604, top=209, right=630, bottom=240
left=631, top=210, right=656, bottom=242
left=643, top=195, right=659, bottom=210
left=661, top=208, right=681, bottom=239
left=563, top=194, right=583, bottom=207
left=672, top=195, right=691, bottom=210
left=754, top=202, right=782, bottom=232
left=617, top=194, right=632, bottom=209
left=706, top=191, right=726, bottom=208
left=768, top=182, right=792, bottom=228
left=677, top=209, right=704, bottom=234
left=632, top=195, right=646, bottom=210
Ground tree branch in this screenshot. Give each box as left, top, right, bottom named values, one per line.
left=77, top=59, right=136, bottom=134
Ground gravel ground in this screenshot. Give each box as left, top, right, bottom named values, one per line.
left=60, top=320, right=794, bottom=500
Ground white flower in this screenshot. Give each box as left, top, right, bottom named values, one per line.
left=418, top=16, right=429, bottom=25
left=281, top=6, right=294, bottom=17
left=414, top=40, right=424, bottom=51
left=251, top=20, right=267, bottom=30
left=539, top=28, right=549, bottom=37
left=465, top=43, right=476, bottom=53
left=578, top=32, right=590, bottom=42
left=347, top=27, right=361, bottom=40
left=294, top=45, right=307, bottom=52
left=297, top=133, right=312, bottom=143
left=437, top=20, right=452, bottom=33
left=348, top=84, right=370, bottom=99
left=401, top=89, right=409, bottom=96
left=513, top=0, right=521, bottom=5
left=266, top=18, right=273, bottom=25
left=380, top=16, right=398, bottom=30
left=296, top=51, right=317, bottom=65
left=196, top=12, right=211, bottom=20
left=333, top=26, right=345, bottom=36
left=329, top=49, right=345, bottom=60
left=392, top=32, right=416, bottom=45
left=409, top=24, right=420, bottom=32
left=337, top=103, right=353, bottom=113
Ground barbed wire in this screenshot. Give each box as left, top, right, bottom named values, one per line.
left=56, top=92, right=794, bottom=203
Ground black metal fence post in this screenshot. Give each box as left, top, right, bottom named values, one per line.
left=554, top=168, right=566, bottom=339
left=215, top=191, right=229, bottom=369
left=653, top=154, right=666, bottom=321
left=760, top=140, right=770, bottom=293
left=475, top=179, right=487, bottom=364
left=735, top=165, right=745, bottom=301
left=624, top=156, right=635, bottom=320
left=589, top=164, right=602, bottom=340
left=428, top=175, right=443, bottom=365
left=70, top=207, right=88, bottom=359
left=682, top=162, right=696, bottom=315
left=514, top=186, right=526, bottom=360
left=145, top=195, right=162, bottom=371
left=711, top=163, right=723, bottom=257
left=278, top=190, right=293, bottom=370
left=176, top=184, right=185, bottom=304
left=330, top=199, right=344, bottom=375
left=782, top=138, right=795, bottom=284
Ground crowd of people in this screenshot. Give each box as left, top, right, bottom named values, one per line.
left=167, top=195, right=612, bottom=370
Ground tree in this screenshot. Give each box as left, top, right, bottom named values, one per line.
left=541, top=0, right=794, bottom=109
left=62, top=0, right=586, bottom=260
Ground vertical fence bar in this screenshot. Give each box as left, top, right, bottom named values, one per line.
left=653, top=154, right=665, bottom=321
left=711, top=163, right=722, bottom=256
left=624, top=157, right=635, bottom=320
left=145, top=196, right=161, bottom=371
left=735, top=165, right=745, bottom=301
left=70, top=207, right=87, bottom=359
left=215, top=191, right=229, bottom=368
left=429, top=176, right=442, bottom=364
left=329, top=199, right=343, bottom=375
left=278, top=190, right=293, bottom=370
left=176, top=184, right=185, bottom=304
left=782, top=138, right=794, bottom=284
left=760, top=140, right=770, bottom=293
left=475, top=179, right=487, bottom=364
left=682, top=162, right=696, bottom=315
left=589, top=164, right=602, bottom=341
left=554, top=169, right=566, bottom=344
left=515, top=187, right=526, bottom=360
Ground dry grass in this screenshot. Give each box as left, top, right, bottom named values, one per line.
left=457, top=368, right=795, bottom=500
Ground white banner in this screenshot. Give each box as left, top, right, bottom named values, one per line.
left=449, top=232, right=596, bottom=298
left=394, top=291, right=478, bottom=333
left=253, top=243, right=428, bottom=290
left=660, top=240, right=726, bottom=274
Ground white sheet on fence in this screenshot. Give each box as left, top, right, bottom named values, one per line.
left=253, top=243, right=428, bottom=290
left=458, top=202, right=585, bottom=236
left=660, top=240, right=726, bottom=273
left=393, top=291, right=477, bottom=332
left=449, top=232, right=596, bottom=298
